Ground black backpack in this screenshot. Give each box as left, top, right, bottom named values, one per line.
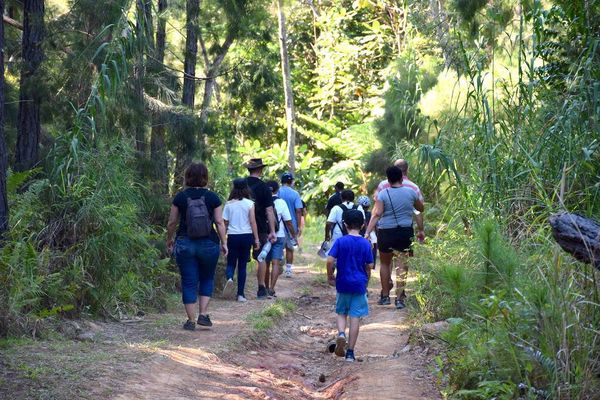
left=336, top=203, right=359, bottom=236
left=185, top=193, right=212, bottom=238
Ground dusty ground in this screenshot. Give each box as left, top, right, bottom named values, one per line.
left=0, top=250, right=442, bottom=400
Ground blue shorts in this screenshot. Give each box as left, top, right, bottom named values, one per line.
left=266, top=237, right=285, bottom=262
left=336, top=292, right=369, bottom=318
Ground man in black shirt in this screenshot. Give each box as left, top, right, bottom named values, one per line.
left=246, top=158, right=277, bottom=299
left=325, top=182, right=344, bottom=216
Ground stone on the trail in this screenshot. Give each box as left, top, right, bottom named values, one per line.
left=401, top=345, right=412, bottom=353
left=319, top=373, right=326, bottom=383
left=76, top=331, right=96, bottom=342
left=421, top=321, right=449, bottom=336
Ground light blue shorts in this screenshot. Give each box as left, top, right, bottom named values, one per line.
left=266, top=237, right=285, bottom=262
left=336, top=292, right=369, bottom=318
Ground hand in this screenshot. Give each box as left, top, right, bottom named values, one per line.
left=364, top=232, right=371, bottom=241
left=254, top=240, right=260, bottom=251
left=268, top=231, right=277, bottom=243
left=221, top=243, right=228, bottom=257
left=166, top=239, right=174, bottom=256
left=417, top=230, right=425, bottom=243
left=297, top=229, right=303, bottom=238
left=327, top=276, right=336, bottom=287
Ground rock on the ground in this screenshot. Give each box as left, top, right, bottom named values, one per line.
left=421, top=321, right=449, bottom=336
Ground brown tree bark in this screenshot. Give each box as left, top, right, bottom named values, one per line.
left=150, top=0, right=169, bottom=194
left=175, top=0, right=199, bottom=187
left=15, top=0, right=45, bottom=172
left=0, top=0, right=10, bottom=239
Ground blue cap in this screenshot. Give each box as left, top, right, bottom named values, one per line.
left=281, top=172, right=294, bottom=183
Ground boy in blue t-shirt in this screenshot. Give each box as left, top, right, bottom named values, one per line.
left=326, top=209, right=374, bottom=362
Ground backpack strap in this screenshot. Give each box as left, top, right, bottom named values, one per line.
left=336, top=204, right=350, bottom=234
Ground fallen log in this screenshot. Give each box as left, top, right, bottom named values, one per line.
left=549, top=212, right=600, bottom=270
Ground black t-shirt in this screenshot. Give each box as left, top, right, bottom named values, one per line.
left=247, top=176, right=274, bottom=234
left=325, top=192, right=342, bottom=215
left=172, top=188, right=222, bottom=242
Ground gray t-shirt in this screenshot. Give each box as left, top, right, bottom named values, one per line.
left=377, top=187, right=418, bottom=228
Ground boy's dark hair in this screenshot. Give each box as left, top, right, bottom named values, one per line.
left=386, top=166, right=403, bottom=184
left=335, top=182, right=345, bottom=191
left=343, top=209, right=364, bottom=230
left=228, top=178, right=251, bottom=200
left=266, top=180, right=280, bottom=194
left=184, top=162, right=209, bottom=187
left=341, top=189, right=354, bottom=202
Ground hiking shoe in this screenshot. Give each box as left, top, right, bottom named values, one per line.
left=345, top=349, right=356, bottom=362
left=268, top=289, right=277, bottom=298
left=395, top=298, right=406, bottom=309
left=223, top=278, right=235, bottom=299
left=257, top=285, right=268, bottom=300
left=285, top=266, right=292, bottom=277
left=237, top=295, right=247, bottom=303
left=197, top=314, right=213, bottom=327
left=334, top=333, right=346, bottom=357
left=183, top=320, right=196, bottom=331
left=377, top=295, right=391, bottom=305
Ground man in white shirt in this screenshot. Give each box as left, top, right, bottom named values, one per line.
left=266, top=181, right=297, bottom=297
left=325, top=190, right=365, bottom=253
left=374, top=159, right=425, bottom=242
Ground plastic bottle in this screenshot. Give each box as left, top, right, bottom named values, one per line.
left=257, top=241, right=272, bottom=262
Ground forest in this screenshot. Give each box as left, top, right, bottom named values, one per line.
left=0, top=0, right=598, bottom=398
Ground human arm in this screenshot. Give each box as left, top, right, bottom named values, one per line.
left=326, top=256, right=336, bottom=286
left=266, top=205, right=277, bottom=243
left=325, top=206, right=337, bottom=241
left=213, top=206, right=228, bottom=256
left=364, top=199, right=384, bottom=238
left=249, top=205, right=260, bottom=250
left=166, top=205, right=179, bottom=255
left=295, top=208, right=303, bottom=236
left=285, top=220, right=297, bottom=239
left=415, top=212, right=425, bottom=242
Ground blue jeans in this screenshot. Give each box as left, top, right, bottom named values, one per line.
left=175, top=237, right=220, bottom=304
left=226, top=233, right=254, bottom=297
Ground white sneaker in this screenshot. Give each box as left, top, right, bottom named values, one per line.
left=285, top=265, right=292, bottom=278
left=223, top=278, right=234, bottom=298
left=237, top=295, right=247, bottom=302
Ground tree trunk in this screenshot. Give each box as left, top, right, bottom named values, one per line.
left=150, top=0, right=169, bottom=194
left=15, top=0, right=44, bottom=172
left=429, top=0, right=454, bottom=69
left=0, top=0, right=10, bottom=239
left=198, top=30, right=234, bottom=161
left=175, top=0, right=199, bottom=187
left=277, top=0, right=296, bottom=174
left=549, top=212, right=600, bottom=270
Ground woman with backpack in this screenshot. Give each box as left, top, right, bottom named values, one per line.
left=222, top=178, right=260, bottom=302
left=166, top=163, right=228, bottom=331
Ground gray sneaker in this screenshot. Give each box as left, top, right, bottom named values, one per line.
left=197, top=314, right=212, bottom=327
left=183, top=320, right=196, bottom=331
left=223, top=278, right=235, bottom=299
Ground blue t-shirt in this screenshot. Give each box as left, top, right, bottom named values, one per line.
left=278, top=186, right=303, bottom=230
left=328, top=235, right=374, bottom=294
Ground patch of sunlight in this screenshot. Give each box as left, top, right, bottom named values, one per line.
left=361, top=321, right=409, bottom=332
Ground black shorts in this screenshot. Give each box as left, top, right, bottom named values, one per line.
left=252, top=233, right=269, bottom=260
left=377, top=227, right=414, bottom=254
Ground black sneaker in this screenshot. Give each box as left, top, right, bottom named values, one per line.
left=268, top=288, right=277, bottom=298
left=377, top=295, right=391, bottom=305
left=394, top=298, right=406, bottom=309
left=345, top=349, right=356, bottom=362
left=197, top=314, right=213, bottom=327
left=257, top=285, right=268, bottom=300
left=183, top=320, right=196, bottom=331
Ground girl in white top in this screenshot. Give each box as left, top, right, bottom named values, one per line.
left=222, top=178, right=259, bottom=302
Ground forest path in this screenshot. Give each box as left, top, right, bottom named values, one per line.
left=1, top=249, right=441, bottom=399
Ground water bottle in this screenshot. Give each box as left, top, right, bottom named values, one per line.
left=257, top=241, right=272, bottom=262
left=289, top=237, right=299, bottom=251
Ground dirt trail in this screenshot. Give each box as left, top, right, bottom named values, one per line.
left=1, top=251, right=441, bottom=399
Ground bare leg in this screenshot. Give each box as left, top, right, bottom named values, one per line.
left=265, top=261, right=271, bottom=289
left=347, top=317, right=360, bottom=349
left=395, top=254, right=409, bottom=299
left=198, top=296, right=210, bottom=315
left=184, top=303, right=196, bottom=321
left=379, top=252, right=393, bottom=296
left=286, top=248, right=293, bottom=265
left=270, top=260, right=281, bottom=290
left=257, top=260, right=266, bottom=286
left=336, top=313, right=347, bottom=334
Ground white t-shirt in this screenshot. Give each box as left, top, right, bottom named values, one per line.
left=274, top=197, right=292, bottom=238
left=223, top=198, right=254, bottom=235
left=327, top=201, right=365, bottom=246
